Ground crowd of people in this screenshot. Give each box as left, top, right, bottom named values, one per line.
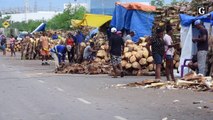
left=0, top=19, right=210, bottom=80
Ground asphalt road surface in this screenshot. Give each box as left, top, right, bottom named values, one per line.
left=0, top=53, right=213, bottom=120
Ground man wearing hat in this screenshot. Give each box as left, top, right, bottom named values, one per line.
left=109, top=27, right=124, bottom=78
left=192, top=19, right=208, bottom=76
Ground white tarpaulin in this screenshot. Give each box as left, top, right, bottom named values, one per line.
left=178, top=23, right=212, bottom=76
left=178, top=24, right=193, bottom=76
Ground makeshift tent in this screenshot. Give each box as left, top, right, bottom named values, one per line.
left=110, top=2, right=156, bottom=42
left=179, top=11, right=213, bottom=76
left=31, top=23, right=46, bottom=34
left=71, top=14, right=112, bottom=27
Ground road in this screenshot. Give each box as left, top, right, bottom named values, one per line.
left=0, top=53, right=213, bottom=120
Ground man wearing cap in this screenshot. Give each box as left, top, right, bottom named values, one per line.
left=109, top=27, right=124, bottom=78
left=192, top=19, right=208, bottom=76
left=50, top=44, right=67, bottom=72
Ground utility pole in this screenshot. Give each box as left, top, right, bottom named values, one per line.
left=49, top=0, right=52, bottom=11
left=34, top=0, right=37, bottom=12
left=24, top=0, right=29, bottom=23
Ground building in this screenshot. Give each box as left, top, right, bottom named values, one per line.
left=2, top=11, right=61, bottom=22
left=64, top=0, right=150, bottom=15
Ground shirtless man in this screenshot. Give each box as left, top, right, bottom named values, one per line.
left=40, top=32, right=50, bottom=65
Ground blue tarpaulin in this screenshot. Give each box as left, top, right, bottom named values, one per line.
left=110, top=5, right=155, bottom=42
left=180, top=11, right=213, bottom=27
left=31, top=23, right=46, bottom=34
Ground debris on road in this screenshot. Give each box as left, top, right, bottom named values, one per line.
left=115, top=71, right=213, bottom=92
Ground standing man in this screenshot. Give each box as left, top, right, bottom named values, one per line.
left=0, top=35, right=7, bottom=55
left=40, top=32, right=50, bottom=65
left=10, top=35, right=16, bottom=57
left=21, top=34, right=30, bottom=60
left=109, top=28, right=124, bottom=78
left=50, top=43, right=66, bottom=72
left=192, top=20, right=208, bottom=76
left=147, top=28, right=165, bottom=80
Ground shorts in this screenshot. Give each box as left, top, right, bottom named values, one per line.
left=111, top=55, right=121, bottom=66
left=0, top=44, right=6, bottom=50
left=166, top=55, right=173, bottom=60
left=153, top=53, right=163, bottom=64
left=40, top=49, right=49, bottom=56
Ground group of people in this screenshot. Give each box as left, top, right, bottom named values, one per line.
left=0, top=19, right=209, bottom=79
left=147, top=19, right=209, bottom=81
left=0, top=32, right=16, bottom=57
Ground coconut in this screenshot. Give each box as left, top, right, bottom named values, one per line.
left=130, top=55, right=137, bottom=63
left=135, top=51, right=143, bottom=60
left=148, top=64, right=154, bottom=71
left=147, top=56, right=154, bottom=63
left=124, top=52, right=132, bottom=59
left=131, top=51, right=138, bottom=56
left=121, top=60, right=128, bottom=67
left=124, top=47, right=129, bottom=53
left=142, top=47, right=149, bottom=58
left=94, top=58, right=101, bottom=62
left=139, top=58, right=147, bottom=65
left=132, top=62, right=141, bottom=69
left=97, top=50, right=107, bottom=59
left=125, top=63, right=132, bottom=69
left=126, top=40, right=134, bottom=44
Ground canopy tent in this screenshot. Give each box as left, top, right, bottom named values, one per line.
left=31, top=23, right=46, bottom=34
left=71, top=14, right=112, bottom=28
left=178, top=11, right=213, bottom=76
left=110, top=2, right=156, bottom=42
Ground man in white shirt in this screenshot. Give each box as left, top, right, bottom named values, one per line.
left=163, top=26, right=178, bottom=81
left=124, top=31, right=135, bottom=42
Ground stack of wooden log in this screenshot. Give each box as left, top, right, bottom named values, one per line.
left=57, top=61, right=112, bottom=74
left=58, top=36, right=180, bottom=75
left=6, top=42, right=22, bottom=52
left=123, top=71, right=213, bottom=91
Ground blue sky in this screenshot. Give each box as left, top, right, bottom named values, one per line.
left=0, top=0, right=190, bottom=11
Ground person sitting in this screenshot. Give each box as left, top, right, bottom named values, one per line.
left=124, top=31, right=135, bottom=42
left=188, top=54, right=198, bottom=72
left=50, top=43, right=67, bottom=72
left=83, top=42, right=97, bottom=61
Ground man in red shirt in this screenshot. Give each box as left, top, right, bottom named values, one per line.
left=66, top=33, right=75, bottom=63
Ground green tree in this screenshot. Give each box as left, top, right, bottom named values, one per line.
left=47, top=5, right=86, bottom=30
left=171, top=0, right=178, bottom=5
left=151, top=0, right=164, bottom=7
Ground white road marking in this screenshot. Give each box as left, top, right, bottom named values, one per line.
left=77, top=98, right=91, bottom=104
left=55, top=87, right=65, bottom=92
left=37, top=73, right=43, bottom=75
left=38, top=80, right=45, bottom=83
left=114, top=116, right=128, bottom=120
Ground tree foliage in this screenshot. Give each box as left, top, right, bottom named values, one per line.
left=151, top=0, right=165, bottom=7
left=47, top=5, right=86, bottom=30
left=4, top=4, right=86, bottom=32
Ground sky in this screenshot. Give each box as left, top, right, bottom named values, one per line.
left=0, top=0, right=190, bottom=12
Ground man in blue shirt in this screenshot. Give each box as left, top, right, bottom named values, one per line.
left=50, top=44, right=66, bottom=71
left=52, top=32, right=58, bottom=40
